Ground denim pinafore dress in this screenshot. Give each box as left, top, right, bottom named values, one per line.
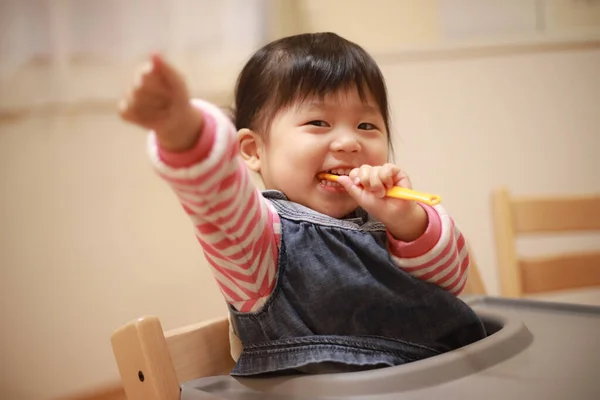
left=228, top=190, right=486, bottom=376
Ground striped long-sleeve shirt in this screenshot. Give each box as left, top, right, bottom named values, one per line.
left=148, top=99, right=471, bottom=313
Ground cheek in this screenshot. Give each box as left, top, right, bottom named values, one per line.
left=278, top=134, right=324, bottom=166
left=367, top=137, right=390, bottom=163
left=263, top=142, right=307, bottom=181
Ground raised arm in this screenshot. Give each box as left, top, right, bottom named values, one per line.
left=119, top=55, right=280, bottom=312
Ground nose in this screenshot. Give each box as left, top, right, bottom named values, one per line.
left=330, top=129, right=361, bottom=153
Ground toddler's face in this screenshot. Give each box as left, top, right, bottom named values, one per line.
left=259, top=88, right=389, bottom=218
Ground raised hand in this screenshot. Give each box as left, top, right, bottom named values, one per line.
left=119, top=54, right=202, bottom=152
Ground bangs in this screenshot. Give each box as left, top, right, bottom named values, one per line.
left=270, top=35, right=389, bottom=121
left=234, top=32, right=391, bottom=147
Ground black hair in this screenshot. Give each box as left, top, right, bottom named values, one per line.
left=233, top=32, right=392, bottom=150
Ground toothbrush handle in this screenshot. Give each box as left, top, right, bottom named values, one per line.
left=316, top=173, right=441, bottom=206
left=386, top=187, right=441, bottom=206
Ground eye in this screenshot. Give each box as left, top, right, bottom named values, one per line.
left=307, top=120, right=329, bottom=127
left=358, top=122, right=378, bottom=130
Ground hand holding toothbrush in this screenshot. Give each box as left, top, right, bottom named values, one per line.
left=336, top=164, right=436, bottom=242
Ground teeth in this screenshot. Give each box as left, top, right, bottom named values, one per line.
left=328, top=168, right=352, bottom=176
left=321, top=180, right=342, bottom=187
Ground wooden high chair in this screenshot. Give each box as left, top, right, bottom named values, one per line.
left=491, top=187, right=600, bottom=298
left=111, top=250, right=487, bottom=400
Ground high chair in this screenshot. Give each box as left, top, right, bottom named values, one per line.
left=110, top=250, right=487, bottom=400
left=491, top=187, right=600, bottom=298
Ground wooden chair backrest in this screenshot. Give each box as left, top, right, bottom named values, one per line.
left=111, top=316, right=233, bottom=400
left=461, top=245, right=487, bottom=295
left=491, top=187, right=600, bottom=297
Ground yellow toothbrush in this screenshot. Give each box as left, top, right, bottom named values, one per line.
left=318, top=173, right=441, bottom=206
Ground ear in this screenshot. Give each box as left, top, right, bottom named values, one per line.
left=237, top=128, right=262, bottom=172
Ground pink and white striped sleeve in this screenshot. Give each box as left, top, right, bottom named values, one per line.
left=147, top=99, right=281, bottom=313
left=387, top=204, right=470, bottom=296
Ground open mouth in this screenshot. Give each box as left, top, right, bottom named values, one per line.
left=318, top=168, right=352, bottom=188
left=325, top=168, right=352, bottom=176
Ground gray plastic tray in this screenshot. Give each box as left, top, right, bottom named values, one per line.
left=180, top=296, right=600, bottom=399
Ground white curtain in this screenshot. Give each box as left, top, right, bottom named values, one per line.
left=0, top=0, right=269, bottom=113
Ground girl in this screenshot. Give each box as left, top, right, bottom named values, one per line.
left=120, top=32, right=486, bottom=376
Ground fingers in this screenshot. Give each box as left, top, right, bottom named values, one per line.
left=119, top=54, right=181, bottom=128
left=369, top=167, right=386, bottom=198
left=135, top=67, right=169, bottom=97
left=151, top=53, right=188, bottom=95
left=337, top=175, right=362, bottom=200
left=379, top=163, right=400, bottom=188
left=119, top=94, right=167, bottom=124
left=349, top=164, right=401, bottom=199
left=128, top=85, right=168, bottom=107
left=118, top=85, right=168, bottom=126
left=394, top=169, right=413, bottom=189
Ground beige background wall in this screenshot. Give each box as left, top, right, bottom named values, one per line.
left=2, top=1, right=600, bottom=399
left=380, top=46, right=600, bottom=296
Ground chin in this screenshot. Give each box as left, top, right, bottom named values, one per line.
left=315, top=202, right=358, bottom=219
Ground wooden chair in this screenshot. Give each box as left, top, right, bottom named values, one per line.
left=111, top=315, right=234, bottom=400
left=463, top=243, right=487, bottom=295
left=111, top=251, right=487, bottom=400
left=491, top=187, right=600, bottom=298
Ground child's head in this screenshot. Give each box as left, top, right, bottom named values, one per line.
left=235, top=32, right=392, bottom=218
